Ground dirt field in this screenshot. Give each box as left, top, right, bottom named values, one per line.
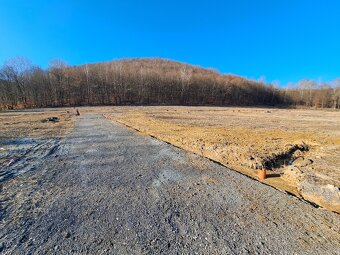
left=106, top=106, right=340, bottom=213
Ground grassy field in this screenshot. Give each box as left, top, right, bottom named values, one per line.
left=106, top=106, right=340, bottom=213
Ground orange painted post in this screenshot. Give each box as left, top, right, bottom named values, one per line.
left=258, top=168, right=267, bottom=180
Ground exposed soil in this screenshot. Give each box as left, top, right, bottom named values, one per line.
left=106, top=106, right=340, bottom=213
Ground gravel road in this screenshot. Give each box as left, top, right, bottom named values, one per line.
left=1, top=113, right=339, bottom=254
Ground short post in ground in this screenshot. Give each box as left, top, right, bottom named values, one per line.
left=258, top=168, right=267, bottom=180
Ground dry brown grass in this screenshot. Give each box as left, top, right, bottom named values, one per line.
left=0, top=109, right=75, bottom=140
left=106, top=106, right=340, bottom=212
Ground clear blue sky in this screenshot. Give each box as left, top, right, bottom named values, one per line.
left=1, top=0, right=339, bottom=85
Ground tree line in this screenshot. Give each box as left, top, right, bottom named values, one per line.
left=0, top=57, right=339, bottom=109
left=283, top=80, right=340, bottom=108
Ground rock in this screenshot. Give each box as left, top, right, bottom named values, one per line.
left=282, top=166, right=303, bottom=185
left=5, top=159, right=15, bottom=166
left=0, top=242, right=4, bottom=252
left=299, top=179, right=340, bottom=213
left=63, top=232, right=71, bottom=238
left=19, top=234, right=28, bottom=243
left=292, top=150, right=303, bottom=159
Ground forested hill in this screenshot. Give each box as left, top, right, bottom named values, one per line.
left=0, top=57, right=339, bottom=109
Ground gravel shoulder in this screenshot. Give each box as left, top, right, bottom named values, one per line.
left=0, top=113, right=339, bottom=254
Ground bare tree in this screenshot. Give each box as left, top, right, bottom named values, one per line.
left=48, top=59, right=68, bottom=106
left=179, top=66, right=192, bottom=104
left=0, top=56, right=33, bottom=106
left=298, top=79, right=316, bottom=106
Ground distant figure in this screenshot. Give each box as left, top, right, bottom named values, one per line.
left=76, top=109, right=80, bottom=116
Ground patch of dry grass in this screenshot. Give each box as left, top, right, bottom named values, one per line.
left=0, top=109, right=75, bottom=140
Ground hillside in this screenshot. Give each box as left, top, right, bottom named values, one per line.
left=0, top=58, right=287, bottom=109
left=0, top=57, right=338, bottom=109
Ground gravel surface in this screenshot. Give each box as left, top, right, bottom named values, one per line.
left=0, top=113, right=339, bottom=254
left=0, top=138, right=61, bottom=182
